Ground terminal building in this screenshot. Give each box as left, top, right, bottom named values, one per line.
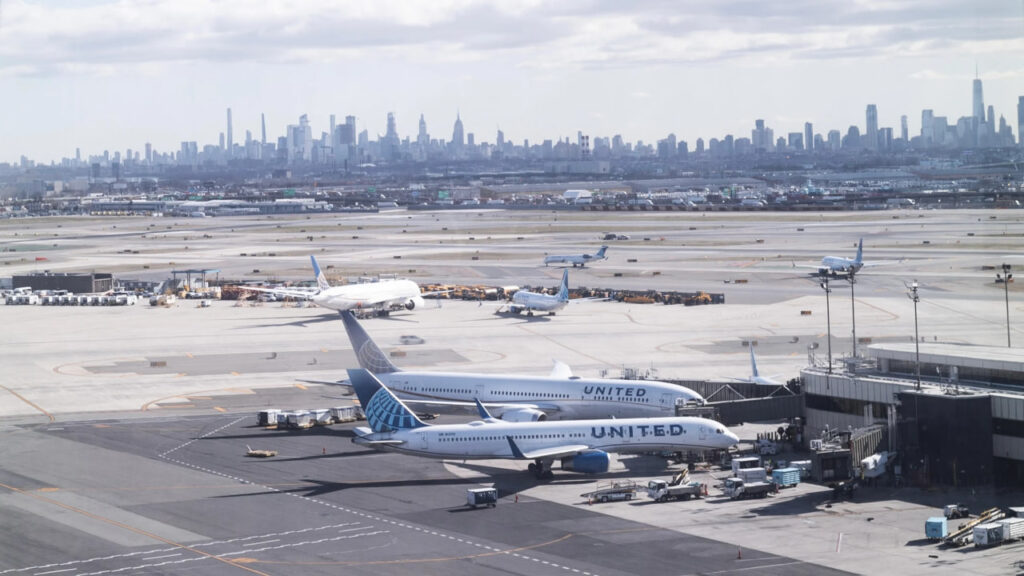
left=801, top=343, right=1024, bottom=487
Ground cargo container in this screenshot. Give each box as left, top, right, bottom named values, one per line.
left=467, top=487, right=497, bottom=508
left=737, top=467, right=767, bottom=484
left=973, top=522, right=1004, bottom=547
left=731, top=456, right=761, bottom=476
left=311, top=409, right=333, bottom=425
left=997, top=518, right=1024, bottom=543
left=771, top=467, right=801, bottom=488
left=257, top=409, right=280, bottom=427
left=925, top=517, right=948, bottom=540
left=287, top=411, right=313, bottom=429
left=331, top=406, right=358, bottom=423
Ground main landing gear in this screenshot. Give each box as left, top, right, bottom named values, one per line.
left=527, top=460, right=554, bottom=480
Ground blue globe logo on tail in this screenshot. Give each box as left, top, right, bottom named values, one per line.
left=348, top=369, right=425, bottom=432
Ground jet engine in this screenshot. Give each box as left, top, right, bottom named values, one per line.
left=499, top=408, right=547, bottom=422
left=405, top=296, right=425, bottom=310
left=560, top=451, right=610, bottom=474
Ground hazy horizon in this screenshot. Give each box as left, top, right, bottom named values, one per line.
left=2, top=0, right=1022, bottom=164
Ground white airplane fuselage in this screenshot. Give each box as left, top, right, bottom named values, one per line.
left=376, top=372, right=703, bottom=419
left=353, top=416, right=738, bottom=459
left=510, top=291, right=567, bottom=313
left=312, top=279, right=424, bottom=312
left=820, top=256, right=862, bottom=275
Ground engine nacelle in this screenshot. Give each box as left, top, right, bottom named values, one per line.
left=500, top=408, right=547, bottom=422
left=405, top=296, right=425, bottom=310
left=560, top=451, right=610, bottom=474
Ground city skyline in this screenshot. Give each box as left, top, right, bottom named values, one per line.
left=2, top=1, right=1023, bottom=163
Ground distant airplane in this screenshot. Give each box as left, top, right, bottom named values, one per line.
left=729, top=347, right=786, bottom=388
left=507, top=269, right=570, bottom=316
left=544, top=245, right=608, bottom=268
left=795, top=238, right=876, bottom=277
left=337, top=309, right=705, bottom=421
left=347, top=368, right=738, bottom=479
left=244, top=255, right=427, bottom=315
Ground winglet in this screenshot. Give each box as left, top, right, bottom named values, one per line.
left=506, top=436, right=526, bottom=459
left=557, top=269, right=570, bottom=302
left=474, top=398, right=494, bottom=420
left=311, top=255, right=331, bottom=292
left=347, top=368, right=427, bottom=433
left=340, top=311, right=401, bottom=374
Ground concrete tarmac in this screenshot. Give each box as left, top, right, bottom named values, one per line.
left=2, top=209, right=1023, bottom=575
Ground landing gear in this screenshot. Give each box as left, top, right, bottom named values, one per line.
left=528, top=460, right=554, bottom=480
left=526, top=310, right=534, bottom=317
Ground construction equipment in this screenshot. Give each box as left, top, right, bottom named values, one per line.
left=945, top=507, right=1005, bottom=547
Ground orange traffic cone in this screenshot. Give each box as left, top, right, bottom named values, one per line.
left=737, top=548, right=742, bottom=560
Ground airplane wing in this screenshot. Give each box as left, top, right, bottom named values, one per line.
left=243, top=286, right=317, bottom=300
left=506, top=437, right=591, bottom=460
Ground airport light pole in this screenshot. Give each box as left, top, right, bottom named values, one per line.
left=849, top=272, right=858, bottom=359
left=998, top=263, right=1013, bottom=348
left=907, top=280, right=921, bottom=391
left=820, top=275, right=833, bottom=373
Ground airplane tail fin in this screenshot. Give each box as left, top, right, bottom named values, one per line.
left=340, top=311, right=401, bottom=374
left=311, top=255, right=331, bottom=292
left=348, top=368, right=426, bottom=433
left=854, top=238, right=863, bottom=265
left=750, top=346, right=760, bottom=378
left=557, top=269, right=570, bottom=302
left=595, top=246, right=608, bottom=259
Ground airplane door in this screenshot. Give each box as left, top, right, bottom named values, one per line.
left=475, top=385, right=485, bottom=402
left=418, top=433, right=428, bottom=451
left=662, top=393, right=674, bottom=412
left=698, top=425, right=708, bottom=441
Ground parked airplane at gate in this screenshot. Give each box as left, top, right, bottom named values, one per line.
left=338, top=310, right=705, bottom=420
left=507, top=269, right=570, bottom=315
left=245, top=255, right=427, bottom=315
left=544, top=245, right=608, bottom=267
left=735, top=347, right=786, bottom=387
left=348, top=368, right=737, bottom=478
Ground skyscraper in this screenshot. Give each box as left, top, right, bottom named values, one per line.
left=900, top=115, right=908, bottom=142
left=417, top=114, right=428, bottom=145
left=1018, top=96, right=1024, bottom=147
left=451, top=112, right=464, bottom=148
left=865, top=104, right=878, bottom=151
left=921, top=109, right=934, bottom=147
left=973, top=77, right=985, bottom=121
left=804, top=122, right=813, bottom=152
left=261, top=113, right=266, bottom=147
left=226, top=108, right=233, bottom=158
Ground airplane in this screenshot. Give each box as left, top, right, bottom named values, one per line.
left=337, top=309, right=706, bottom=421
left=347, top=368, right=738, bottom=479
left=244, top=255, right=427, bottom=315
left=506, top=269, right=570, bottom=316
left=729, top=347, right=786, bottom=388
left=544, top=245, right=608, bottom=268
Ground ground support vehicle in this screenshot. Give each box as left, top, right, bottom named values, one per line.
left=467, top=488, right=498, bottom=508
left=581, top=480, right=638, bottom=503
left=722, top=477, right=775, bottom=500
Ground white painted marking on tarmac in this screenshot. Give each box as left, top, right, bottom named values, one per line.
left=34, top=569, right=75, bottom=575
left=242, top=539, right=279, bottom=547
left=141, top=553, right=180, bottom=560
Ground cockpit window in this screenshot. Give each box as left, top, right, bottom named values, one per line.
left=716, top=428, right=724, bottom=434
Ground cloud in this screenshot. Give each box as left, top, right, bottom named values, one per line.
left=0, top=0, right=1020, bottom=77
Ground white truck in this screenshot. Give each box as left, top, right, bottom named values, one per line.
left=722, top=477, right=775, bottom=500
left=647, top=474, right=705, bottom=502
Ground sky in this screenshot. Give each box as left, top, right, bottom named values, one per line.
left=1, top=0, right=1023, bottom=164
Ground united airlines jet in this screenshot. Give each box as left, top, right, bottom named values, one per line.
left=544, top=245, right=608, bottom=267
left=348, top=369, right=737, bottom=478
left=245, top=255, right=426, bottom=315
left=339, top=310, right=705, bottom=421
left=507, top=269, right=570, bottom=315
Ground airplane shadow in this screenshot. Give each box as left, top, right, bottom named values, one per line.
left=266, top=449, right=384, bottom=463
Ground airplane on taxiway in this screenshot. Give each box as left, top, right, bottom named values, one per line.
left=543, top=245, right=608, bottom=268
left=244, top=255, right=428, bottom=315
left=506, top=269, right=571, bottom=316
left=348, top=368, right=738, bottom=479
left=334, top=309, right=705, bottom=421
